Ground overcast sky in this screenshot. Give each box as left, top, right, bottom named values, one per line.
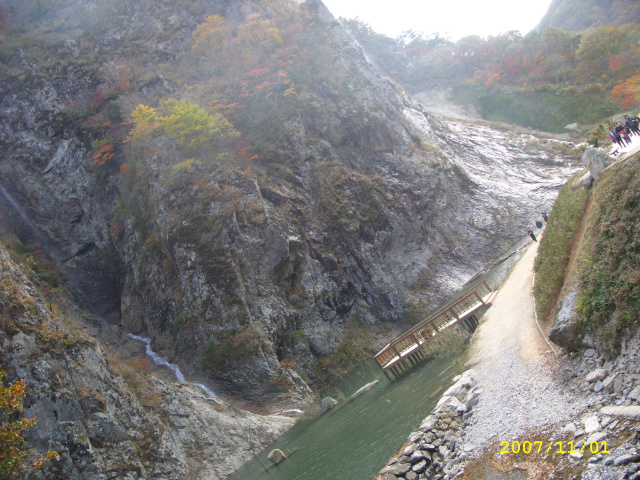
left=321, top=0, right=554, bottom=41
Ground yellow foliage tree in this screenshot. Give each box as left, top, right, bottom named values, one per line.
left=0, top=367, right=59, bottom=478
left=160, top=99, right=239, bottom=149
left=127, top=99, right=239, bottom=151
left=126, top=104, right=161, bottom=145
left=191, top=14, right=227, bottom=58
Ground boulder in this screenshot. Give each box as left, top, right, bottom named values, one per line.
left=581, top=147, right=611, bottom=181
left=412, top=460, right=428, bottom=473
left=321, top=396, right=338, bottom=413
left=388, top=462, right=412, bottom=476
left=586, top=369, right=609, bottom=383
left=585, top=431, right=607, bottom=446
left=410, top=450, right=426, bottom=464
left=578, top=172, right=594, bottom=188
left=436, top=396, right=467, bottom=417
left=267, top=449, right=287, bottom=465
left=628, top=386, right=640, bottom=401
left=403, top=443, right=419, bottom=457
left=549, top=291, right=596, bottom=349
left=348, top=380, right=379, bottom=402
left=583, top=415, right=600, bottom=434
left=600, top=405, right=640, bottom=420
left=614, top=453, right=640, bottom=466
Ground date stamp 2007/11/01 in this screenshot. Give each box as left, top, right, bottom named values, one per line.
left=500, top=440, right=609, bottom=456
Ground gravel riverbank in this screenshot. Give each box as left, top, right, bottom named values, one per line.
left=375, top=239, right=640, bottom=480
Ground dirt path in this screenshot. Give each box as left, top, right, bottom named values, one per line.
left=461, top=235, right=587, bottom=457
left=468, top=236, right=551, bottom=369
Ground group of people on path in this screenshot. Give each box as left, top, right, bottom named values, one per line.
left=527, top=212, right=548, bottom=242
left=609, top=115, right=640, bottom=149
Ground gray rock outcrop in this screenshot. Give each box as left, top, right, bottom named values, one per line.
left=0, top=245, right=293, bottom=479
left=321, top=396, right=339, bottom=412
left=267, top=449, right=287, bottom=465
left=550, top=290, right=596, bottom=349
left=581, top=146, right=611, bottom=180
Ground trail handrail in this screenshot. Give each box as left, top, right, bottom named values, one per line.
left=374, top=280, right=492, bottom=367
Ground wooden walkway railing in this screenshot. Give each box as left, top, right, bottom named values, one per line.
left=374, top=280, right=495, bottom=381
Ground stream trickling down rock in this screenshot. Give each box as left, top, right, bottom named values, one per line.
left=127, top=333, right=220, bottom=399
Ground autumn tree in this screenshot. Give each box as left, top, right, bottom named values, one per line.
left=0, top=367, right=59, bottom=478
left=576, top=24, right=633, bottom=62
left=127, top=99, right=239, bottom=151
left=611, top=74, right=640, bottom=106
left=190, top=14, right=228, bottom=76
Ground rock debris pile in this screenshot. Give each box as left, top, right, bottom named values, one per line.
left=375, top=371, right=480, bottom=480
left=377, top=329, right=640, bottom=480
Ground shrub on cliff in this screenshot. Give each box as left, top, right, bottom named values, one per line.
left=127, top=99, right=239, bottom=151
left=0, top=367, right=59, bottom=478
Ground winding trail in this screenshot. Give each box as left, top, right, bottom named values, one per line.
left=462, top=235, right=587, bottom=455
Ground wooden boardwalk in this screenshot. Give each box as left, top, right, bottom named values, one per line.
left=374, top=280, right=496, bottom=381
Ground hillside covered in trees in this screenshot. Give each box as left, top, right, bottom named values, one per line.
left=343, top=0, right=640, bottom=134
left=535, top=0, right=640, bottom=33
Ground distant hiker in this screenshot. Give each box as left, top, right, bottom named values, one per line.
left=535, top=220, right=543, bottom=229
left=541, top=212, right=548, bottom=222
left=615, top=123, right=631, bottom=145
left=625, top=115, right=636, bottom=135
left=630, top=115, right=640, bottom=136
left=610, top=127, right=625, bottom=148
left=527, top=230, right=537, bottom=242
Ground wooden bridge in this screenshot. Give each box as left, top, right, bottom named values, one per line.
left=374, top=280, right=496, bottom=381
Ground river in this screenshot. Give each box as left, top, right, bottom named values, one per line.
left=228, top=242, right=529, bottom=480
left=228, top=356, right=463, bottom=480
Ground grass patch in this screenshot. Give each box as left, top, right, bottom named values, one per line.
left=534, top=174, right=590, bottom=323
left=455, top=86, right=619, bottom=133
left=576, top=156, right=640, bottom=353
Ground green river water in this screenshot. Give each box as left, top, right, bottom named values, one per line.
left=229, top=356, right=464, bottom=480
left=229, top=241, right=529, bottom=480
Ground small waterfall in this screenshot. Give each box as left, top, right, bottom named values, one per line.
left=127, top=333, right=219, bottom=399
left=0, top=184, right=44, bottom=244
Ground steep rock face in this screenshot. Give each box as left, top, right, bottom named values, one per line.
left=0, top=0, right=582, bottom=404
left=0, top=53, right=123, bottom=322
left=0, top=244, right=294, bottom=479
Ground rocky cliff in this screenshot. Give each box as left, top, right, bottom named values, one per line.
left=0, top=243, right=294, bottom=479
left=0, top=0, right=581, bottom=435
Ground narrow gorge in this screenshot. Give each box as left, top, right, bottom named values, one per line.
left=0, top=0, right=584, bottom=478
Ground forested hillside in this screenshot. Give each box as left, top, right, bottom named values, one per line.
left=535, top=0, right=640, bottom=33
left=343, top=3, right=640, bottom=133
